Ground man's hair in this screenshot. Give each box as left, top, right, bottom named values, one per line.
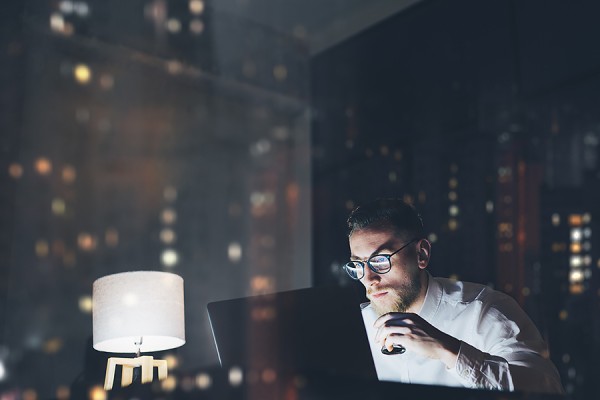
left=347, top=198, right=425, bottom=239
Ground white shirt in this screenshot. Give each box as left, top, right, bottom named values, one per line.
left=361, top=274, right=564, bottom=393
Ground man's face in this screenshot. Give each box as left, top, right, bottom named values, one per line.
left=349, top=227, right=423, bottom=316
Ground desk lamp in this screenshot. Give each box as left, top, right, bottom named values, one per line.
left=92, top=271, right=185, bottom=390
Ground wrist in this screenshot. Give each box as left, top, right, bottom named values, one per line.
left=439, top=335, right=461, bottom=369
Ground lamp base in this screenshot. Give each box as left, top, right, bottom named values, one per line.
left=104, top=355, right=168, bottom=390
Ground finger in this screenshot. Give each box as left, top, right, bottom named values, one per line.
left=383, top=333, right=406, bottom=351
left=375, top=325, right=411, bottom=343
left=373, top=312, right=413, bottom=328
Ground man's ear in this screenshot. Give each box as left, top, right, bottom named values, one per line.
left=417, top=239, right=431, bottom=269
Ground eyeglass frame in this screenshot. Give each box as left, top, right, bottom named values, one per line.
left=343, top=238, right=421, bottom=280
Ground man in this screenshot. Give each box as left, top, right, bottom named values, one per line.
left=343, top=198, right=563, bottom=393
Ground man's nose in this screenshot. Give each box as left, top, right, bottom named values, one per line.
left=362, top=264, right=381, bottom=284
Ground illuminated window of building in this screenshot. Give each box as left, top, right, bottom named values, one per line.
left=50, top=13, right=65, bottom=31
left=189, top=0, right=205, bottom=15
left=77, top=233, right=97, bottom=251
left=167, top=60, right=183, bottom=75
left=449, top=205, right=459, bottom=217
left=99, top=74, right=114, bottom=90
left=56, top=385, right=70, bottom=400
left=250, top=275, right=275, bottom=295
left=105, top=228, right=119, bottom=247
left=569, top=284, right=584, bottom=295
left=261, top=369, right=277, bottom=383
left=43, top=337, right=63, bottom=354
left=582, top=213, right=592, bottom=224
left=51, top=198, right=66, bottom=215
left=78, top=296, right=93, bottom=313
left=161, top=208, right=177, bottom=224
left=551, top=242, right=566, bottom=252
left=558, top=310, right=568, bottom=320
left=228, top=367, right=243, bottom=387
left=62, top=165, right=76, bottom=183
left=166, top=18, right=182, bottom=33
left=428, top=233, right=438, bottom=243
left=568, top=214, right=582, bottom=226
left=8, top=163, right=23, bottom=179
left=161, top=249, right=179, bottom=267
left=35, top=157, right=52, bottom=175
left=196, top=373, right=213, bottom=390
left=273, top=64, right=288, bottom=82
left=448, top=178, right=458, bottom=189
left=571, top=228, right=582, bottom=241
left=583, top=255, right=592, bottom=266
left=35, top=240, right=49, bottom=257
left=228, top=242, right=242, bottom=263
left=570, top=256, right=582, bottom=267
left=569, top=269, right=584, bottom=283
left=498, top=167, right=512, bottom=183
left=551, top=213, right=560, bottom=226
left=583, top=227, right=591, bottom=238
left=160, top=228, right=176, bottom=244
left=498, top=222, right=513, bottom=238
left=485, top=200, right=494, bottom=213
left=74, top=63, right=92, bottom=84
left=190, top=19, right=204, bottom=34
left=161, top=376, right=177, bottom=391
left=570, top=242, right=581, bottom=253
left=448, top=219, right=458, bottom=231
left=448, top=191, right=457, bottom=201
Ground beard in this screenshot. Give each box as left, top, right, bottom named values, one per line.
left=367, top=273, right=422, bottom=316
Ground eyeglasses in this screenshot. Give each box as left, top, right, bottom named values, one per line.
left=343, top=238, right=419, bottom=280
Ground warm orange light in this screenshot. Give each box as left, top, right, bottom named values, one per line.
left=78, top=233, right=97, bottom=251
left=35, top=158, right=52, bottom=175
left=8, top=163, right=23, bottom=179
left=569, top=214, right=583, bottom=226
left=89, top=385, right=107, bottom=400
left=43, top=338, right=63, bottom=354
left=105, top=228, right=119, bottom=247
left=569, top=284, right=584, bottom=295
left=570, top=243, right=582, bottom=253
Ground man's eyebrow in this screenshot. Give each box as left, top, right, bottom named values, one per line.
left=350, top=241, right=396, bottom=260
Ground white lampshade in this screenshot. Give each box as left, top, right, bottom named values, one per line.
left=93, top=271, right=185, bottom=353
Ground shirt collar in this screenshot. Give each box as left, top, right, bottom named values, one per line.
left=417, top=271, right=443, bottom=321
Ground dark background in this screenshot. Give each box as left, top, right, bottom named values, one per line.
left=1, top=0, right=599, bottom=399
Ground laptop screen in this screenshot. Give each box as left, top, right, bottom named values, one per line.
left=207, top=285, right=377, bottom=380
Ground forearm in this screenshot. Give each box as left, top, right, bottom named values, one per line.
left=453, top=341, right=564, bottom=393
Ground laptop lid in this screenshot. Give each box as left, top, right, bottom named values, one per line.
left=207, top=285, right=377, bottom=380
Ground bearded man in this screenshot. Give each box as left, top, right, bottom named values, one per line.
left=343, top=198, right=563, bottom=393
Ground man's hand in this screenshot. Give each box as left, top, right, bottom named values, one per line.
left=374, top=312, right=461, bottom=369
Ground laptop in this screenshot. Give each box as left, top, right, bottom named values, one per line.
left=207, top=285, right=378, bottom=380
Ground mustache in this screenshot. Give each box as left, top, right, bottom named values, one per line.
left=367, top=287, right=395, bottom=296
